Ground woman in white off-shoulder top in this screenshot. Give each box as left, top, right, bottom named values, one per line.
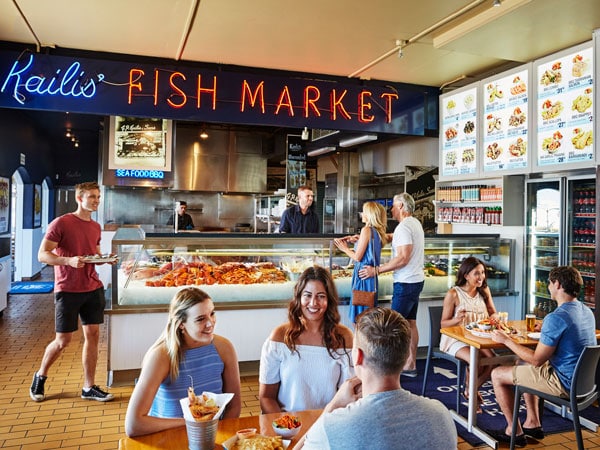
left=259, top=266, right=354, bottom=413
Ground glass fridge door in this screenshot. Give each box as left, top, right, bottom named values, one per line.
left=567, top=177, right=596, bottom=309
left=525, top=179, right=563, bottom=317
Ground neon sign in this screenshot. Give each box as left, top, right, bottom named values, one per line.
left=0, top=49, right=437, bottom=135
left=1, top=54, right=102, bottom=105
left=115, top=169, right=164, bottom=179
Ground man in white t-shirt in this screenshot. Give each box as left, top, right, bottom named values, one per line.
left=359, top=193, right=424, bottom=376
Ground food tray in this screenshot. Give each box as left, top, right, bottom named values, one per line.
left=82, top=255, right=118, bottom=264
left=222, top=435, right=290, bottom=450
left=465, top=324, right=493, bottom=339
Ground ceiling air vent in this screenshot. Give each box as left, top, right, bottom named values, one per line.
left=311, top=129, right=339, bottom=141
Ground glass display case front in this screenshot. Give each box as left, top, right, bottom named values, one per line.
left=111, top=228, right=514, bottom=307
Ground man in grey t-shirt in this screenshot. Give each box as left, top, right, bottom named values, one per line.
left=296, top=308, right=456, bottom=450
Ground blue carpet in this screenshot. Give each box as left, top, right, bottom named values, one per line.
left=9, top=282, right=54, bottom=294
left=403, top=358, right=600, bottom=446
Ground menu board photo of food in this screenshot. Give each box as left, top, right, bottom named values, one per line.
left=536, top=46, right=594, bottom=167
left=482, top=67, right=530, bottom=173
left=440, top=87, right=477, bottom=178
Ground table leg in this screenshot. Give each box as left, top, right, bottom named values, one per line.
left=468, top=345, right=479, bottom=428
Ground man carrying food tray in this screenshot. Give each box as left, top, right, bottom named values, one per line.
left=30, top=181, right=116, bottom=403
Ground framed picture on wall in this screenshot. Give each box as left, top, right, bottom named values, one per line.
left=108, top=116, right=173, bottom=171
left=33, top=184, right=42, bottom=228
left=0, top=176, right=9, bottom=233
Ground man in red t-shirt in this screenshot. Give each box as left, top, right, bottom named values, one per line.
left=30, top=181, right=115, bottom=403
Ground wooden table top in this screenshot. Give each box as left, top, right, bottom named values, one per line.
left=118, top=409, right=322, bottom=450
left=442, top=319, right=600, bottom=350
left=440, top=320, right=540, bottom=349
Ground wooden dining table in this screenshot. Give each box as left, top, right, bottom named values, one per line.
left=440, top=320, right=540, bottom=449
left=118, top=409, right=322, bottom=450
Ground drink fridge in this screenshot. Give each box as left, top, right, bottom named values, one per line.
left=525, top=175, right=596, bottom=318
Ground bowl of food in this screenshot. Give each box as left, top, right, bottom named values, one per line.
left=272, top=413, right=302, bottom=439
left=236, top=428, right=257, bottom=440
left=476, top=319, right=492, bottom=331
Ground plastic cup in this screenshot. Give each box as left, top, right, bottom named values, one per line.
left=185, top=418, right=218, bottom=450
left=525, top=314, right=536, bottom=332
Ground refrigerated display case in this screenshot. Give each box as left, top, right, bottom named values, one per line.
left=525, top=174, right=596, bottom=317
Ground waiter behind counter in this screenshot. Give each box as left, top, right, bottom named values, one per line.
left=166, top=201, right=195, bottom=230
left=279, top=186, right=319, bottom=234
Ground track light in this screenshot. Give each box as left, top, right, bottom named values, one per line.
left=199, top=127, right=208, bottom=139
left=307, top=146, right=336, bottom=157
left=493, top=0, right=501, bottom=6
left=339, top=134, right=377, bottom=148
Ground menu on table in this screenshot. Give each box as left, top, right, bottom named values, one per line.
left=441, top=87, right=477, bottom=177
left=482, top=67, right=529, bottom=173
left=536, top=46, right=594, bottom=167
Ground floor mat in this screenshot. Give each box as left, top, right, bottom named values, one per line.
left=403, top=358, right=600, bottom=446
left=9, top=282, right=54, bottom=294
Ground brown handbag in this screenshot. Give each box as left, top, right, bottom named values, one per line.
left=351, top=230, right=377, bottom=308
left=351, top=289, right=376, bottom=307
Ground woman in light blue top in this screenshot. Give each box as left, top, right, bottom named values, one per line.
left=334, top=201, right=388, bottom=323
left=125, top=288, right=241, bottom=437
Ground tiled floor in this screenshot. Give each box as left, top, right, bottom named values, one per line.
left=1, top=266, right=600, bottom=449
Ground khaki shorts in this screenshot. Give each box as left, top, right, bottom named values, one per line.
left=513, top=361, right=568, bottom=398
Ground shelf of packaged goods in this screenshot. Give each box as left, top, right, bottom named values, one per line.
left=574, top=213, right=596, bottom=219
left=535, top=246, right=559, bottom=252
left=533, top=291, right=552, bottom=299
left=572, top=243, right=596, bottom=249
left=534, top=265, right=556, bottom=271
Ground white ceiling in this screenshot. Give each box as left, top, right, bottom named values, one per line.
left=1, top=0, right=599, bottom=89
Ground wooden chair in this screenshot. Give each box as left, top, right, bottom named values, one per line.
left=510, top=345, right=600, bottom=450
left=421, top=305, right=465, bottom=412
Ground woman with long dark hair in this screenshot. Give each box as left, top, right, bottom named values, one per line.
left=259, top=266, right=354, bottom=413
left=439, top=256, right=499, bottom=412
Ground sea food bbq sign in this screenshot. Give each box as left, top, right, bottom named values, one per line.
left=0, top=49, right=432, bottom=134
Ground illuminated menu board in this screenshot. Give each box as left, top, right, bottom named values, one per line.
left=536, top=45, right=594, bottom=167
left=440, top=87, right=477, bottom=178
left=482, top=67, right=530, bottom=173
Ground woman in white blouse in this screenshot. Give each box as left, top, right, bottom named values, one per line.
left=259, top=266, right=354, bottom=413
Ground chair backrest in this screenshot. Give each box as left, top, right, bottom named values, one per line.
left=428, top=305, right=444, bottom=348
left=572, top=345, right=600, bottom=399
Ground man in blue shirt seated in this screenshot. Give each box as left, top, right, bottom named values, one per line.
left=166, top=201, right=195, bottom=230
left=488, top=266, right=596, bottom=447
left=279, top=186, right=319, bottom=233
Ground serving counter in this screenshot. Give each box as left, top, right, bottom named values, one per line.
left=106, top=228, right=516, bottom=385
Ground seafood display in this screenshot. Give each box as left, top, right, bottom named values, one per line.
left=130, top=261, right=288, bottom=287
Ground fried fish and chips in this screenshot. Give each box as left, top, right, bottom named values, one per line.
left=188, top=387, right=219, bottom=421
